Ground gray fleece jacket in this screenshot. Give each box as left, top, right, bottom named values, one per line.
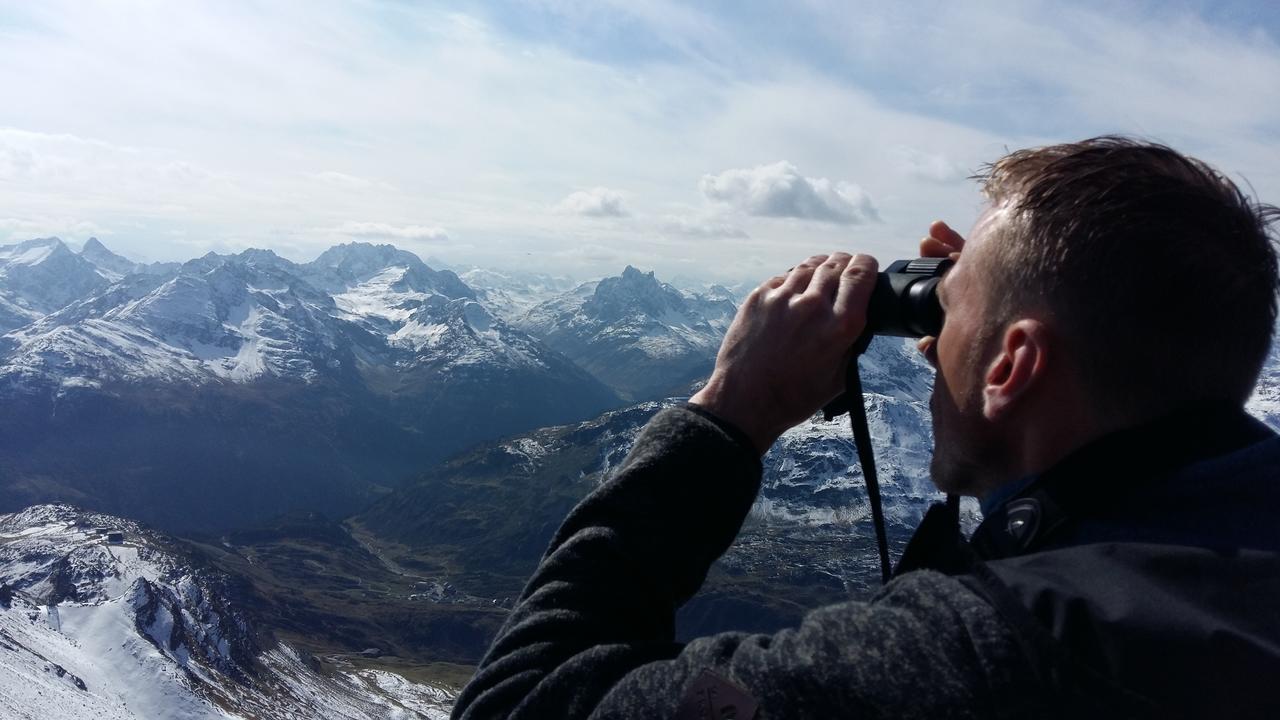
left=450, top=405, right=1044, bottom=719
left=453, top=400, right=1280, bottom=718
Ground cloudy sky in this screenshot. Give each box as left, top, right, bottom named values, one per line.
left=1, top=1, right=1277, bottom=285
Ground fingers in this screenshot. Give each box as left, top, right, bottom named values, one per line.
left=803, top=252, right=852, bottom=302
left=833, top=254, right=879, bottom=338
left=761, top=274, right=787, bottom=292
left=777, top=254, right=829, bottom=295
left=920, top=236, right=956, bottom=258
left=920, top=220, right=965, bottom=257
left=930, top=220, right=966, bottom=250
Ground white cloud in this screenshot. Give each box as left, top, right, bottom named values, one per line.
left=335, top=222, right=450, bottom=243
left=657, top=215, right=749, bottom=239
left=558, top=187, right=629, bottom=217
left=894, top=147, right=970, bottom=184
left=0, top=2, right=1275, bottom=280
left=314, top=171, right=374, bottom=189
left=699, top=162, right=879, bottom=224
left=0, top=216, right=111, bottom=243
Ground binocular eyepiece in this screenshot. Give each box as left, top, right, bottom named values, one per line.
left=865, top=257, right=953, bottom=339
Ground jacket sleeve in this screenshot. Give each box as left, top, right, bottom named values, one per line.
left=450, top=405, right=1033, bottom=720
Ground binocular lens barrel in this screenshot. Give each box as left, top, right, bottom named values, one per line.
left=866, top=258, right=954, bottom=338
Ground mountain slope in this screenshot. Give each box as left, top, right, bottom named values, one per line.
left=0, top=238, right=108, bottom=333
left=0, top=504, right=454, bottom=719
left=79, top=237, right=141, bottom=280
left=354, top=336, right=958, bottom=637
left=517, top=266, right=732, bottom=401
left=458, top=267, right=577, bottom=324
left=0, top=243, right=620, bottom=533
left=1247, top=336, right=1280, bottom=430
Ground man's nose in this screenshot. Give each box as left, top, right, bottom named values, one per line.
left=917, top=336, right=939, bottom=369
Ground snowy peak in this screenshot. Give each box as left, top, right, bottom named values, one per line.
left=79, top=237, right=141, bottom=280
left=0, top=237, right=108, bottom=331
left=516, top=266, right=736, bottom=401
left=459, top=267, right=577, bottom=323
left=584, top=265, right=686, bottom=322
left=2, top=254, right=346, bottom=387
left=180, top=248, right=299, bottom=278
left=0, top=237, right=71, bottom=268
left=307, top=242, right=473, bottom=300
left=620, top=264, right=653, bottom=283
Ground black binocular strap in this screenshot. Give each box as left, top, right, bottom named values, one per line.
left=843, top=353, right=962, bottom=584
left=844, top=357, right=893, bottom=584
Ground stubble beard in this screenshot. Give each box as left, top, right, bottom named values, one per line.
left=928, top=371, right=998, bottom=497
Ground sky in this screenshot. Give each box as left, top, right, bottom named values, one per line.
left=0, top=0, right=1277, bottom=285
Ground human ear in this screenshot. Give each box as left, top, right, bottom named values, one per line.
left=981, top=319, right=1047, bottom=421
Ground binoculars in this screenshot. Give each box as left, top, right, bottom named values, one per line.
left=865, top=257, right=954, bottom=339
left=821, top=256, right=952, bottom=421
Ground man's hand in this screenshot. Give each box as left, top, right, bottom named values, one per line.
left=917, top=220, right=965, bottom=363
left=920, top=220, right=964, bottom=259
left=689, top=252, right=879, bottom=456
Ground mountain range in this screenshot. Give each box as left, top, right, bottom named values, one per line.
left=0, top=237, right=627, bottom=531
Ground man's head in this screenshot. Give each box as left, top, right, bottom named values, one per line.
left=926, top=137, right=1280, bottom=497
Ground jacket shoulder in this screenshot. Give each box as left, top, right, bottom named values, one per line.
left=968, top=543, right=1280, bottom=718
left=592, top=569, right=1047, bottom=719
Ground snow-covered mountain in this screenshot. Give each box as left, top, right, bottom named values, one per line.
left=1, top=243, right=613, bottom=393
left=457, top=267, right=577, bottom=324
left=305, top=242, right=474, bottom=301
left=79, top=237, right=143, bottom=281
left=0, top=240, right=620, bottom=532
left=0, top=504, right=453, bottom=719
left=516, top=265, right=734, bottom=401
left=0, top=238, right=109, bottom=333
left=1247, top=336, right=1280, bottom=430
left=2, top=250, right=346, bottom=387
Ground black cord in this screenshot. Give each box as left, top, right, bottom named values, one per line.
left=844, top=355, right=893, bottom=584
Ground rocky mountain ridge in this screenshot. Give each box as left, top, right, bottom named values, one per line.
left=0, top=504, right=453, bottom=719
left=0, top=237, right=620, bottom=532
left=516, top=265, right=734, bottom=401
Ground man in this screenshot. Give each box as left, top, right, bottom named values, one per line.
left=451, top=138, right=1280, bottom=718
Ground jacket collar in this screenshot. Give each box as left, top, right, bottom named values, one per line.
left=967, top=402, right=1276, bottom=560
